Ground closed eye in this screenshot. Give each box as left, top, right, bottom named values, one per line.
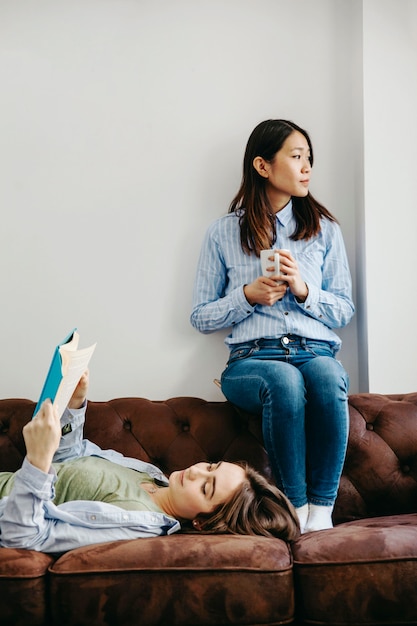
left=202, top=462, right=221, bottom=497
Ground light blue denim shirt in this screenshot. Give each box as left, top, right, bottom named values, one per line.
left=191, top=201, right=355, bottom=351
left=0, top=406, right=180, bottom=552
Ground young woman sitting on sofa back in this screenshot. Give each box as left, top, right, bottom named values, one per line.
left=0, top=373, right=299, bottom=553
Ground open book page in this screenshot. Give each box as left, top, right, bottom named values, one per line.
left=54, top=342, right=96, bottom=417
left=33, top=330, right=96, bottom=419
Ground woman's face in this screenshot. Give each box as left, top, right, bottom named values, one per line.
left=257, top=130, right=311, bottom=209
left=168, top=461, right=246, bottom=520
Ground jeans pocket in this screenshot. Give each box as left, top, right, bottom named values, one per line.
left=304, top=342, right=336, bottom=358
left=227, top=344, right=256, bottom=364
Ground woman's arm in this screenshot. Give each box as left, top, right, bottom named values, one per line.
left=291, top=222, right=355, bottom=329
left=190, top=224, right=256, bottom=333
left=0, top=459, right=179, bottom=552
left=23, top=400, right=61, bottom=473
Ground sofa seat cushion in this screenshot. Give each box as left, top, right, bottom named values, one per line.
left=49, top=533, right=294, bottom=626
left=0, top=548, right=56, bottom=626
left=292, top=513, right=417, bottom=625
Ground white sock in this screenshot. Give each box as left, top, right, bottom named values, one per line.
left=295, top=503, right=309, bottom=534
left=304, top=504, right=334, bottom=533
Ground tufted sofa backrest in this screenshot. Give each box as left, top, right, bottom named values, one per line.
left=0, top=396, right=271, bottom=477
left=83, top=397, right=272, bottom=478
left=334, top=392, right=417, bottom=523
left=1, top=393, right=417, bottom=524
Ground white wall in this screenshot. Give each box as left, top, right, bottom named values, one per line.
left=363, top=0, right=417, bottom=393
left=0, top=0, right=367, bottom=402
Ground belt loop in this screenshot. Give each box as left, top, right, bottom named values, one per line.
left=300, top=337, right=307, bottom=346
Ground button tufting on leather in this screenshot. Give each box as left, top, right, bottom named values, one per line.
left=366, top=423, right=374, bottom=431
left=182, top=423, right=190, bottom=432
left=123, top=421, right=132, bottom=430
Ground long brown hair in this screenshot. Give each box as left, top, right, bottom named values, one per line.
left=193, top=462, right=300, bottom=542
left=229, top=119, right=337, bottom=256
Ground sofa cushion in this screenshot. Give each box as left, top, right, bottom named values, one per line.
left=49, top=533, right=295, bottom=625
left=0, top=547, right=55, bottom=626
left=292, top=513, right=417, bottom=625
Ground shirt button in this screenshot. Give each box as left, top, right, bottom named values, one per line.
left=90, top=515, right=96, bottom=521
left=282, top=336, right=289, bottom=345
left=123, top=515, right=129, bottom=521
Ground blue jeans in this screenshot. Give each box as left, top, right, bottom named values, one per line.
left=220, top=336, right=349, bottom=508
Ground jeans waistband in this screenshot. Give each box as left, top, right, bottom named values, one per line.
left=251, top=335, right=307, bottom=347
left=229, top=336, right=336, bottom=358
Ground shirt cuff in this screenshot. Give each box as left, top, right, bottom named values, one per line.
left=296, top=282, right=315, bottom=311
left=235, top=285, right=255, bottom=316
left=17, top=457, right=56, bottom=500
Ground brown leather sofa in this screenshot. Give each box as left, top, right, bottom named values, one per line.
left=0, top=392, right=417, bottom=626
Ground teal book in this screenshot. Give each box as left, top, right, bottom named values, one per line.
left=33, top=329, right=96, bottom=419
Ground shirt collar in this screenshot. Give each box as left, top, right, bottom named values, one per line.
left=275, top=199, right=293, bottom=227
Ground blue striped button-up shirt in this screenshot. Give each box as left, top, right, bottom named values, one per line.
left=191, top=201, right=354, bottom=351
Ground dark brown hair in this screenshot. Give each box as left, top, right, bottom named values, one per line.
left=229, top=119, right=337, bottom=256
left=194, top=462, right=300, bottom=542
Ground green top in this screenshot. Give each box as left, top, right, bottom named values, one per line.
left=0, top=457, right=163, bottom=513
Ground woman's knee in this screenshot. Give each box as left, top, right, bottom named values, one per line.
left=226, top=359, right=303, bottom=388
left=222, top=360, right=306, bottom=411
left=302, top=356, right=349, bottom=391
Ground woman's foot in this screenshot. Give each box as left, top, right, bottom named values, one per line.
left=68, top=370, right=89, bottom=409
left=295, top=503, right=309, bottom=534
left=304, top=504, right=334, bottom=533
